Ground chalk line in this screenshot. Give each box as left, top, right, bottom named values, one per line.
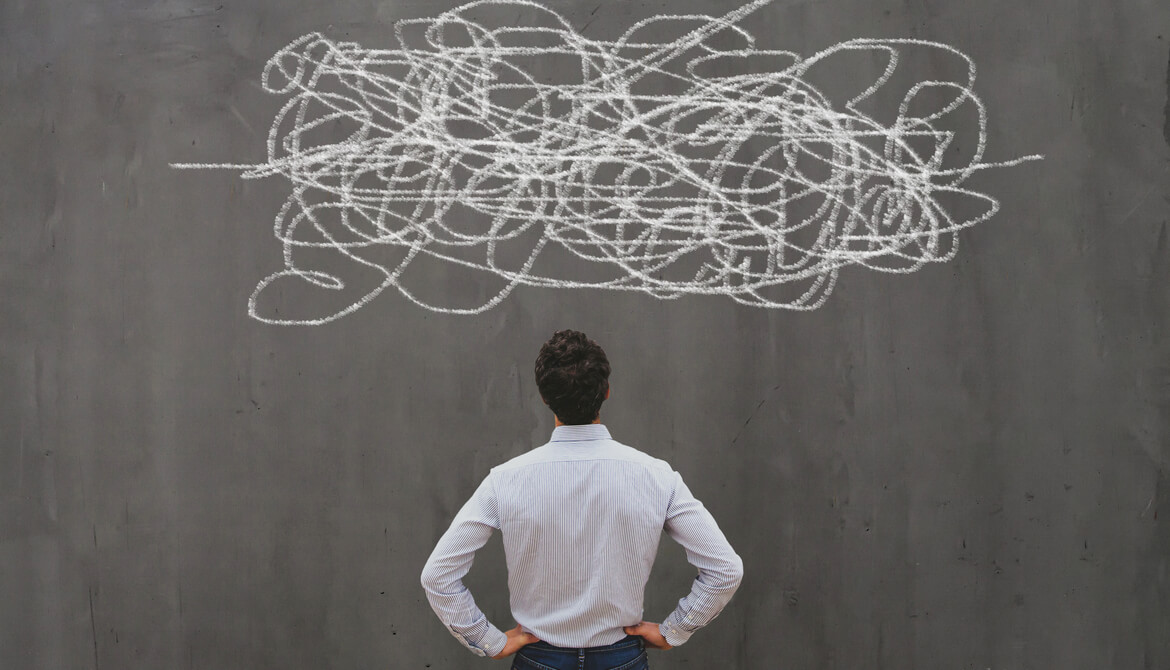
left=173, top=0, right=1042, bottom=325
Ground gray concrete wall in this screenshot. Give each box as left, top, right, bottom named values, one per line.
left=2, top=0, right=1169, bottom=668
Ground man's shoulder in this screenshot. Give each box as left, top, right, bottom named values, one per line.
left=605, top=440, right=675, bottom=471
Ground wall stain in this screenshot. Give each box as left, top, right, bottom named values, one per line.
left=1164, top=46, right=1170, bottom=147
left=89, top=586, right=100, bottom=670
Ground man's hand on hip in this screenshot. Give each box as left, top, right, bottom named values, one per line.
left=624, top=621, right=672, bottom=650
left=491, top=624, right=541, bottom=659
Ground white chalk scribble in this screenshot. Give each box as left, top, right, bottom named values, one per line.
left=174, top=0, right=1041, bottom=324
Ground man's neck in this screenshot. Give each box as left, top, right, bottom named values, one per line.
left=554, top=416, right=602, bottom=427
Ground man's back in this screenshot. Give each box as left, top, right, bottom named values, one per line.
left=421, top=424, right=743, bottom=655
left=495, top=424, right=686, bottom=646
left=421, top=329, right=742, bottom=662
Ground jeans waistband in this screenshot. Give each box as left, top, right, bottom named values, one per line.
left=527, top=634, right=643, bottom=654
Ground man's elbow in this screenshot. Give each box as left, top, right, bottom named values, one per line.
left=727, top=554, right=744, bottom=590
left=716, top=554, right=744, bottom=593
left=701, top=553, right=744, bottom=593
left=420, top=561, right=442, bottom=594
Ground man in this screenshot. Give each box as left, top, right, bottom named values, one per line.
left=420, top=330, right=743, bottom=668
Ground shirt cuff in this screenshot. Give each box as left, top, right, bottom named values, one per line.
left=478, top=625, right=509, bottom=658
left=449, top=623, right=508, bottom=658
left=659, top=616, right=695, bottom=647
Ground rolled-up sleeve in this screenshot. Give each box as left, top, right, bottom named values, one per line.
left=659, top=471, right=744, bottom=647
left=420, top=472, right=509, bottom=658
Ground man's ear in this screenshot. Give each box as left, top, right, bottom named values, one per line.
left=605, top=387, right=610, bottom=400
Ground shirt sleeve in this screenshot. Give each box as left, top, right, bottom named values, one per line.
left=419, top=471, right=509, bottom=658
left=659, top=470, right=744, bottom=647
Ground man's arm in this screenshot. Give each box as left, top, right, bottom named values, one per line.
left=657, top=470, right=744, bottom=647
left=419, top=472, right=509, bottom=658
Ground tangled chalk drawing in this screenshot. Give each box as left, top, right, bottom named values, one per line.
left=174, top=0, right=1041, bottom=324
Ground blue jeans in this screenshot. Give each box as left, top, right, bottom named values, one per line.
left=511, top=634, right=648, bottom=670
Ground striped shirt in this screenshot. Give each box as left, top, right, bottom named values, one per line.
left=420, top=424, right=743, bottom=657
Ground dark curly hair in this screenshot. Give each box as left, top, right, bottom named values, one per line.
left=535, top=330, right=611, bottom=425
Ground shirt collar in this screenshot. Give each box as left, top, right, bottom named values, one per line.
left=549, top=424, right=612, bottom=442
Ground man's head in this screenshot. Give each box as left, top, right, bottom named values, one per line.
left=535, top=330, right=611, bottom=425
